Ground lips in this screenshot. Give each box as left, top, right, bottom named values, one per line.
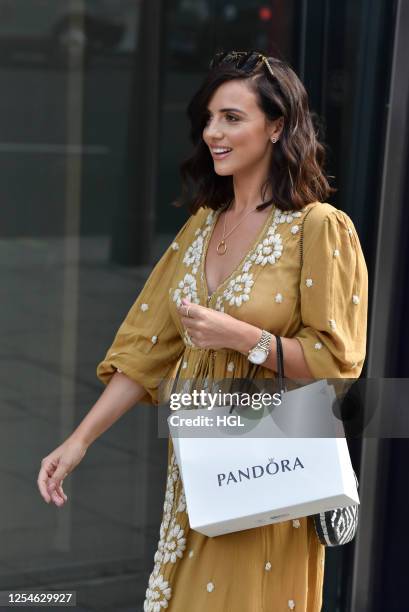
left=210, top=146, right=232, bottom=160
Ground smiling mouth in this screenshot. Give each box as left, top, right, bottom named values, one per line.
left=210, top=147, right=233, bottom=159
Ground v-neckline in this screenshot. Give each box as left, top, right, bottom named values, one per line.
left=201, top=204, right=276, bottom=303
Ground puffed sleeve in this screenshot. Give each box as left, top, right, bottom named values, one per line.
left=294, top=204, right=368, bottom=378
left=96, top=215, right=193, bottom=405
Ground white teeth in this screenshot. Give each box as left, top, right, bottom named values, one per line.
left=212, top=148, right=232, bottom=153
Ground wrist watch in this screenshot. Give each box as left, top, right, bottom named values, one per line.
left=247, top=330, right=273, bottom=364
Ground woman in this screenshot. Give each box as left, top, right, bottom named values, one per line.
left=37, top=51, right=368, bottom=611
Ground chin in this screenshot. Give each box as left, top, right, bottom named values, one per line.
left=214, top=167, right=233, bottom=176
left=213, top=161, right=239, bottom=176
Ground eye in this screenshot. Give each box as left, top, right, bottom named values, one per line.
left=226, top=113, right=239, bottom=122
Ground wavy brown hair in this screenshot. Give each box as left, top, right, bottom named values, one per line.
left=177, top=51, right=336, bottom=214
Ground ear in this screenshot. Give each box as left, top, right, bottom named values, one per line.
left=269, top=116, right=284, bottom=141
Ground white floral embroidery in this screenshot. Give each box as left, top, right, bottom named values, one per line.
left=275, top=292, right=283, bottom=303
left=212, top=207, right=307, bottom=310
left=171, top=212, right=215, bottom=300
left=182, top=361, right=188, bottom=369
left=188, top=550, right=194, bottom=558
left=329, top=319, right=336, bottom=330
left=227, top=361, right=235, bottom=372
left=171, top=241, right=179, bottom=250
left=183, top=214, right=213, bottom=274
left=163, top=523, right=186, bottom=563
left=214, top=295, right=225, bottom=313
left=265, top=562, right=272, bottom=571
left=252, top=233, right=283, bottom=265
left=177, top=490, right=186, bottom=513
left=170, top=460, right=179, bottom=482
left=117, top=368, right=122, bottom=373
left=151, top=336, right=158, bottom=344
left=352, top=294, right=360, bottom=304
left=172, top=273, right=200, bottom=307
left=183, top=329, right=195, bottom=347
left=305, top=278, right=313, bottom=287
left=288, top=600, right=296, bottom=610
left=143, top=453, right=187, bottom=611
left=175, top=206, right=307, bottom=313
left=314, top=342, right=322, bottom=350
left=291, top=224, right=299, bottom=234
left=140, top=303, right=149, bottom=311
left=222, top=272, right=254, bottom=307
left=183, top=237, right=204, bottom=274
left=292, top=519, right=301, bottom=528
left=154, top=550, right=164, bottom=565
left=206, top=582, right=215, bottom=593
left=333, top=249, right=340, bottom=257
left=144, top=572, right=172, bottom=612
left=276, top=210, right=302, bottom=224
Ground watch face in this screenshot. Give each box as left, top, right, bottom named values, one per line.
left=249, top=349, right=267, bottom=364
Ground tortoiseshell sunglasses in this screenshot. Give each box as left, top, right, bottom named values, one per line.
left=209, top=50, right=275, bottom=78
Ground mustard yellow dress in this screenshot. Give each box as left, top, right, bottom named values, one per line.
left=96, top=201, right=368, bottom=612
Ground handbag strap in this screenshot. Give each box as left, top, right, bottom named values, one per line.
left=274, top=334, right=285, bottom=395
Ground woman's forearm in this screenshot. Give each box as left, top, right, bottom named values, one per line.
left=227, top=320, right=314, bottom=379
left=70, top=372, right=147, bottom=449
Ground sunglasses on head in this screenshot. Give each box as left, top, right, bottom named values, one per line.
left=209, top=50, right=275, bottom=78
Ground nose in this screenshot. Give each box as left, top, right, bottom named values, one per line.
left=203, top=117, right=224, bottom=140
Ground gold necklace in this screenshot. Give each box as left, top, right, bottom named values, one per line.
left=216, top=202, right=262, bottom=255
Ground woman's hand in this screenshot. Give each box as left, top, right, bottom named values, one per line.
left=177, top=297, right=256, bottom=351
left=37, top=436, right=88, bottom=507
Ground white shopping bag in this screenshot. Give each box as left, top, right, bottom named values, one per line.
left=168, top=380, right=359, bottom=537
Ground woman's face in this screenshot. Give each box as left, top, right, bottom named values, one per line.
left=202, top=79, right=282, bottom=177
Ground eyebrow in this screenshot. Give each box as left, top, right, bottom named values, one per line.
left=206, top=107, right=248, bottom=116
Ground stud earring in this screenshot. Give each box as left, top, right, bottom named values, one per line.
left=271, top=137, right=278, bottom=143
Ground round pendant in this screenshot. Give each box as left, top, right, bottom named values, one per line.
left=216, top=240, right=227, bottom=255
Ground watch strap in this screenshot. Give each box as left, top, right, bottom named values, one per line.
left=248, top=329, right=272, bottom=357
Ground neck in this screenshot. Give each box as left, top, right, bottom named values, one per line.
left=231, top=165, right=272, bottom=214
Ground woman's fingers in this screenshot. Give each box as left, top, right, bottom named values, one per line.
left=37, top=456, right=69, bottom=506
left=48, top=465, right=70, bottom=505
left=38, top=439, right=88, bottom=508
left=56, top=480, right=68, bottom=502
left=53, top=487, right=67, bottom=506
left=37, top=463, right=52, bottom=503
left=49, top=477, right=67, bottom=505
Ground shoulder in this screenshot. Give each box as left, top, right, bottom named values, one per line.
left=301, top=202, right=366, bottom=271
left=303, top=201, right=357, bottom=237
left=185, top=205, right=216, bottom=228
left=173, top=206, right=210, bottom=237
